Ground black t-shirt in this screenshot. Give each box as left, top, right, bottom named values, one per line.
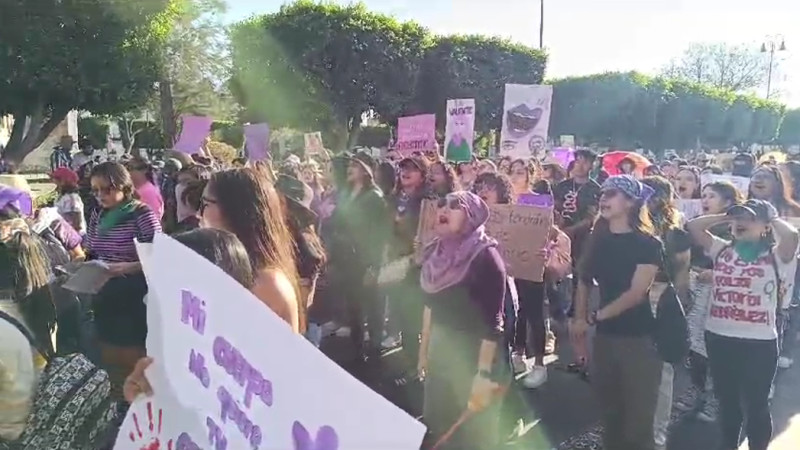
left=553, top=178, right=601, bottom=259
left=581, top=231, right=663, bottom=336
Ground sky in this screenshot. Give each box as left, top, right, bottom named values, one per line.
left=225, top=0, right=800, bottom=106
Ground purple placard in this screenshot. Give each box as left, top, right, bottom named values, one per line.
left=552, top=147, right=575, bottom=168
left=174, top=116, right=213, bottom=155
left=244, top=123, right=270, bottom=161
left=518, top=193, right=553, bottom=208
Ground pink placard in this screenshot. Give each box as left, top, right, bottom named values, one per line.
left=244, top=123, right=270, bottom=161
left=395, top=114, right=436, bottom=155
left=174, top=116, right=213, bottom=155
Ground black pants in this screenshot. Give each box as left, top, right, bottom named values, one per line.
left=390, top=270, right=424, bottom=368
left=514, top=279, right=546, bottom=357
left=346, top=280, right=383, bottom=356
left=706, top=332, right=778, bottom=450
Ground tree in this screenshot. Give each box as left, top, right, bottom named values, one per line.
left=779, top=109, right=800, bottom=146
left=157, top=0, right=236, bottom=145
left=230, top=0, right=430, bottom=149
left=414, top=35, right=546, bottom=135
left=661, top=42, right=769, bottom=92
left=0, top=0, right=177, bottom=164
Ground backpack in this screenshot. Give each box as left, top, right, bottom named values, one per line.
left=0, top=311, right=115, bottom=450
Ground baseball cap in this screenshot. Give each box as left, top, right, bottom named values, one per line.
left=726, top=199, right=777, bottom=222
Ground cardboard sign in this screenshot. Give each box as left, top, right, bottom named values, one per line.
left=677, top=199, right=704, bottom=221
left=396, top=114, right=436, bottom=155
left=486, top=204, right=553, bottom=282
left=304, top=132, right=324, bottom=154
left=518, top=193, right=553, bottom=208
left=701, top=173, right=750, bottom=194
left=115, top=234, right=426, bottom=450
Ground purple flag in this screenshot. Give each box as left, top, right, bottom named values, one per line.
left=517, top=193, right=553, bottom=208
left=174, top=116, right=213, bottom=155
left=244, top=123, right=270, bottom=161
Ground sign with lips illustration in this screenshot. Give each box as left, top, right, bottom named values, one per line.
left=500, top=84, right=553, bottom=160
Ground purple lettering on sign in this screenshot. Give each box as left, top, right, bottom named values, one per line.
left=181, top=290, right=207, bottom=335
left=448, top=106, right=474, bottom=115
left=292, top=421, right=339, bottom=450
left=188, top=349, right=211, bottom=388
left=206, top=417, right=228, bottom=450
left=217, top=386, right=263, bottom=450
left=212, top=336, right=273, bottom=408
left=176, top=432, right=202, bottom=450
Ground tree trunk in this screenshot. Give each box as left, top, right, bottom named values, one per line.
left=159, top=78, right=177, bottom=147
left=3, top=109, right=68, bottom=166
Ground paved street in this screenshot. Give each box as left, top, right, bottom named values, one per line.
left=321, top=323, right=800, bottom=450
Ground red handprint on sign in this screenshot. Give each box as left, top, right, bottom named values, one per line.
left=127, top=401, right=173, bottom=450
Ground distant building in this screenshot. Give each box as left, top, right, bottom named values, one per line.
left=0, top=111, right=79, bottom=170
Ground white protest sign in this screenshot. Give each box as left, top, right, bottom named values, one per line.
left=701, top=173, right=750, bottom=194
left=115, top=234, right=425, bottom=450
left=499, top=84, right=553, bottom=160
left=677, top=199, right=703, bottom=221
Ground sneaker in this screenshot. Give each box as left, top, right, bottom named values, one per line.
left=675, top=385, right=701, bottom=412
left=512, top=352, right=528, bottom=374
left=544, top=331, right=557, bottom=355
left=381, top=334, right=401, bottom=349
left=778, top=356, right=794, bottom=369
left=697, top=397, right=718, bottom=423
left=522, top=366, right=548, bottom=389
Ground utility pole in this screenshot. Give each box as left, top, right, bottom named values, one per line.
left=761, top=38, right=787, bottom=99
left=539, top=0, right=544, bottom=49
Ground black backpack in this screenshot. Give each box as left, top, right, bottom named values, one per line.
left=653, top=239, right=690, bottom=364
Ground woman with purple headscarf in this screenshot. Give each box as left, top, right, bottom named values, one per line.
left=417, top=191, right=510, bottom=449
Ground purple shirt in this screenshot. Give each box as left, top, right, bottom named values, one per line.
left=136, top=181, right=164, bottom=220
left=85, top=204, right=161, bottom=263
left=50, top=217, right=82, bottom=251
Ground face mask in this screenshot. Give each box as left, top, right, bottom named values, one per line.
left=733, top=240, right=766, bottom=263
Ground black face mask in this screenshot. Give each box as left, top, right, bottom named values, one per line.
left=732, top=160, right=754, bottom=178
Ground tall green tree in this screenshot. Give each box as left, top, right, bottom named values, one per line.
left=778, top=109, right=800, bottom=146
left=0, top=0, right=177, bottom=164
left=414, top=35, right=547, bottom=135
left=230, top=0, right=430, bottom=148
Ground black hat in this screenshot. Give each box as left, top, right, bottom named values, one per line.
left=276, top=174, right=317, bottom=223
left=726, top=199, right=777, bottom=222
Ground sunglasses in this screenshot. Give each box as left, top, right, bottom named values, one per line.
left=437, top=197, right=461, bottom=210
left=198, top=196, right=217, bottom=215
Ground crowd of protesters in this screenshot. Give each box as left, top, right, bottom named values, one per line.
left=0, top=139, right=797, bottom=450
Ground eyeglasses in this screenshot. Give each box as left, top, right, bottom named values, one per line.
left=198, top=196, right=217, bottom=215
left=437, top=197, right=461, bottom=210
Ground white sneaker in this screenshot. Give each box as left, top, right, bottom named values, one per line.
left=522, top=366, right=548, bottom=389
left=334, top=326, right=351, bottom=337
left=512, top=352, right=528, bottom=374
left=778, top=356, right=794, bottom=369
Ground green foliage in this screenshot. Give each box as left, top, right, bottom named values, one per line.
left=78, top=117, right=110, bottom=149
left=0, top=0, right=177, bottom=163
left=230, top=0, right=431, bottom=147
left=779, top=109, right=800, bottom=146
left=211, top=121, right=244, bottom=148
left=550, top=72, right=785, bottom=151
left=414, top=35, right=547, bottom=134
left=356, top=126, right=392, bottom=148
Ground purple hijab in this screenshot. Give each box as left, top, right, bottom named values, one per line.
left=421, top=191, right=497, bottom=294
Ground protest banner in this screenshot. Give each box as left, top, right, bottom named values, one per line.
left=304, top=132, right=324, bottom=154
left=444, top=99, right=475, bottom=162
left=485, top=204, right=553, bottom=282
left=677, top=199, right=704, bottom=221
left=499, top=84, right=553, bottom=160
left=701, top=173, right=750, bottom=194
left=115, top=234, right=426, bottom=450
left=244, top=123, right=270, bottom=161
left=396, top=114, right=436, bottom=155
left=174, top=116, right=213, bottom=155
left=559, top=135, right=575, bottom=148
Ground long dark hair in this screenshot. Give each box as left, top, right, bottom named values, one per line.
left=642, top=176, right=681, bottom=238
left=207, top=169, right=300, bottom=292
left=174, top=228, right=254, bottom=289
left=0, top=223, right=56, bottom=357
left=473, top=172, right=514, bottom=204
left=428, top=161, right=459, bottom=197
left=782, top=161, right=800, bottom=202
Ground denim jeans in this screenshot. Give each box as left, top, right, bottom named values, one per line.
left=305, top=323, right=323, bottom=348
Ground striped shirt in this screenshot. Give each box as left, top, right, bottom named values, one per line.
left=85, top=203, right=161, bottom=263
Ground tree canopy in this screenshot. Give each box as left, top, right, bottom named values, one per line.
left=661, top=42, right=769, bottom=93
left=0, top=0, right=178, bottom=163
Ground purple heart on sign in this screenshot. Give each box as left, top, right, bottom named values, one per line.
left=292, top=421, right=339, bottom=450
left=518, top=193, right=553, bottom=208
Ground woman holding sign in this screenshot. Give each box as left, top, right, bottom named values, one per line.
left=418, top=191, right=510, bottom=449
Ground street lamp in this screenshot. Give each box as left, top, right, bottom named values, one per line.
left=761, top=37, right=787, bottom=99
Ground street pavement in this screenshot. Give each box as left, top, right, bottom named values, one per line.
left=321, top=323, right=800, bottom=450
